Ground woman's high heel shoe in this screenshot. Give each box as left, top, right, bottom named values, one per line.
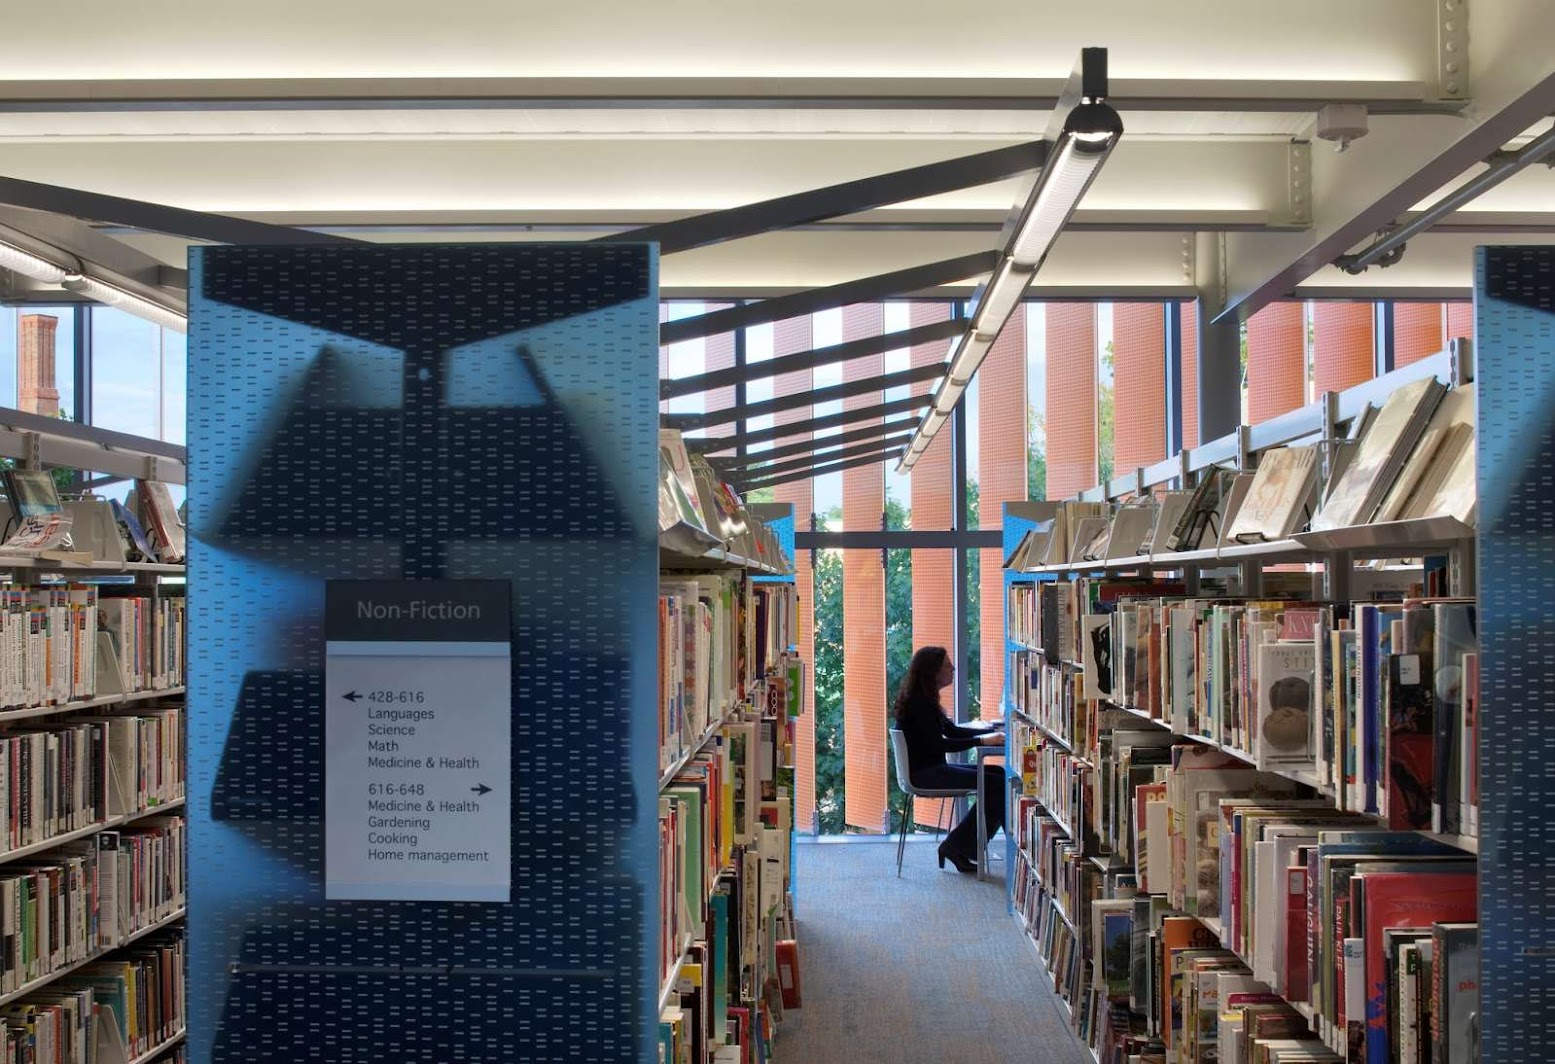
left=937, top=843, right=978, bottom=875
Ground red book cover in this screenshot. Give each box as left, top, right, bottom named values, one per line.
left=1283, top=864, right=1308, bottom=1001
left=1359, top=871, right=1476, bottom=1064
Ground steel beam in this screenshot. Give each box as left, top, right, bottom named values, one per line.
left=1219, top=63, right=1555, bottom=321
left=0, top=207, right=191, bottom=310
left=0, top=175, right=357, bottom=247
left=689, top=394, right=933, bottom=453
left=710, top=416, right=922, bottom=468
left=740, top=446, right=907, bottom=491
left=659, top=251, right=994, bottom=345
left=597, top=141, right=1047, bottom=255
left=733, top=432, right=915, bottom=484
left=0, top=76, right=1460, bottom=114
left=662, top=318, right=959, bottom=400
left=666, top=363, right=946, bottom=432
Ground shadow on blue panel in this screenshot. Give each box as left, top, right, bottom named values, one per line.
left=191, top=244, right=657, bottom=1063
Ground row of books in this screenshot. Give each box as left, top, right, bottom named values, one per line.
left=0, top=589, right=185, bottom=713
left=659, top=575, right=799, bottom=775
left=659, top=713, right=795, bottom=1064
left=1, top=930, right=183, bottom=1064
left=1072, top=585, right=1480, bottom=836
left=0, top=816, right=184, bottom=997
left=97, top=595, right=185, bottom=698
left=1024, top=715, right=1484, bottom=1062
left=660, top=712, right=789, bottom=990
left=0, top=708, right=183, bottom=854
left=659, top=430, right=787, bottom=573
left=1006, top=378, right=1473, bottom=571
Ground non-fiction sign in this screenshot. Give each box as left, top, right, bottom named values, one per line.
left=324, top=580, right=512, bottom=902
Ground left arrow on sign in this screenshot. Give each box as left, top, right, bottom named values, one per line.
left=342, top=690, right=362, bottom=702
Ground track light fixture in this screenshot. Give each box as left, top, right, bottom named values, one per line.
left=61, top=274, right=187, bottom=333
left=899, top=47, right=1122, bottom=472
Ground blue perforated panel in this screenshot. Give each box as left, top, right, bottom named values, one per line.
left=1476, top=245, right=1555, bottom=1064
left=188, top=243, right=660, bottom=1062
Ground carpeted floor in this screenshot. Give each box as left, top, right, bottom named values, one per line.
left=771, top=838, right=1092, bottom=1064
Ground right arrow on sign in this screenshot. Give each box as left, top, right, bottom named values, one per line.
left=471, top=783, right=492, bottom=796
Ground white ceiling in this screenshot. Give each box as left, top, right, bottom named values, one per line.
left=0, top=0, right=1551, bottom=303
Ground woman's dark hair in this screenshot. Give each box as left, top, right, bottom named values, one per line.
left=893, top=645, right=949, bottom=725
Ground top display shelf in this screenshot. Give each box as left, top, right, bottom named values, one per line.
left=1010, top=513, right=1473, bottom=578
left=659, top=541, right=788, bottom=576
left=0, top=556, right=185, bottom=576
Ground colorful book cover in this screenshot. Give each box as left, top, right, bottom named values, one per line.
left=1359, top=871, right=1476, bottom=1064
left=1385, top=652, right=1436, bottom=830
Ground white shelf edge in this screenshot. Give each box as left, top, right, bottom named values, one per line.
left=0, top=796, right=187, bottom=868
left=0, top=906, right=186, bottom=1007
left=0, top=686, right=187, bottom=725
left=129, top=1028, right=187, bottom=1064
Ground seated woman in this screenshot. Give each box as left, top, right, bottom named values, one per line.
left=892, top=645, right=1005, bottom=874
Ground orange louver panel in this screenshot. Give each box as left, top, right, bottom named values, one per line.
left=1180, top=303, right=1200, bottom=449
left=1045, top=304, right=1099, bottom=500
left=769, top=315, right=817, bottom=833
left=978, top=306, right=1026, bottom=722
left=1112, top=303, right=1167, bottom=473
left=1445, top=302, right=1473, bottom=345
left=1312, top=303, right=1375, bottom=396
left=841, top=304, right=889, bottom=833
left=1245, top=302, right=1306, bottom=425
left=907, top=303, right=958, bottom=828
left=1394, top=302, right=1446, bottom=367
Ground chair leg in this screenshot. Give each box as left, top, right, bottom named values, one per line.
left=895, top=791, right=909, bottom=878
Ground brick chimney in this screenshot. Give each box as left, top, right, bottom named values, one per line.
left=17, top=313, right=60, bottom=416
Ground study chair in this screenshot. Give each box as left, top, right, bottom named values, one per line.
left=888, top=727, right=975, bottom=878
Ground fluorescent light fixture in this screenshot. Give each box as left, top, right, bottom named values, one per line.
left=61, top=274, right=187, bottom=333
left=898, top=89, right=1121, bottom=474
left=971, top=258, right=1036, bottom=342
left=0, top=241, right=70, bottom=285
left=946, top=332, right=992, bottom=387
left=1009, top=106, right=1122, bottom=268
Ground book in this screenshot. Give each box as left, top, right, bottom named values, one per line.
left=1313, top=376, right=1446, bottom=532
left=1385, top=652, right=1436, bottom=831
left=1227, top=445, right=1319, bottom=543
left=1255, top=642, right=1317, bottom=771
left=1430, top=604, right=1476, bottom=835
left=134, top=481, right=185, bottom=564
left=1430, top=923, right=1477, bottom=1064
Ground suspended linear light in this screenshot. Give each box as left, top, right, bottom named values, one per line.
left=899, top=73, right=1122, bottom=474
left=0, top=240, right=70, bottom=285
left=61, top=273, right=187, bottom=333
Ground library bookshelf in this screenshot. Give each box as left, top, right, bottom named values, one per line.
left=657, top=484, right=802, bottom=1064
left=1002, top=343, right=1484, bottom=1064
left=0, top=413, right=188, bottom=1063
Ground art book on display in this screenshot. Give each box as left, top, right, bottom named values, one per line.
left=1256, top=642, right=1317, bottom=771
left=1226, top=445, right=1319, bottom=543
left=1312, top=376, right=1445, bottom=532
left=136, top=480, right=186, bottom=563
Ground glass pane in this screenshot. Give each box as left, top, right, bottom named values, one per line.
left=91, top=306, right=161, bottom=438
left=162, top=328, right=187, bottom=444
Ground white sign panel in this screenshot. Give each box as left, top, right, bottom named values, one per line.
left=325, top=580, right=512, bottom=902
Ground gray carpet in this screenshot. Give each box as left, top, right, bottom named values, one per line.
left=772, top=838, right=1092, bottom=1064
